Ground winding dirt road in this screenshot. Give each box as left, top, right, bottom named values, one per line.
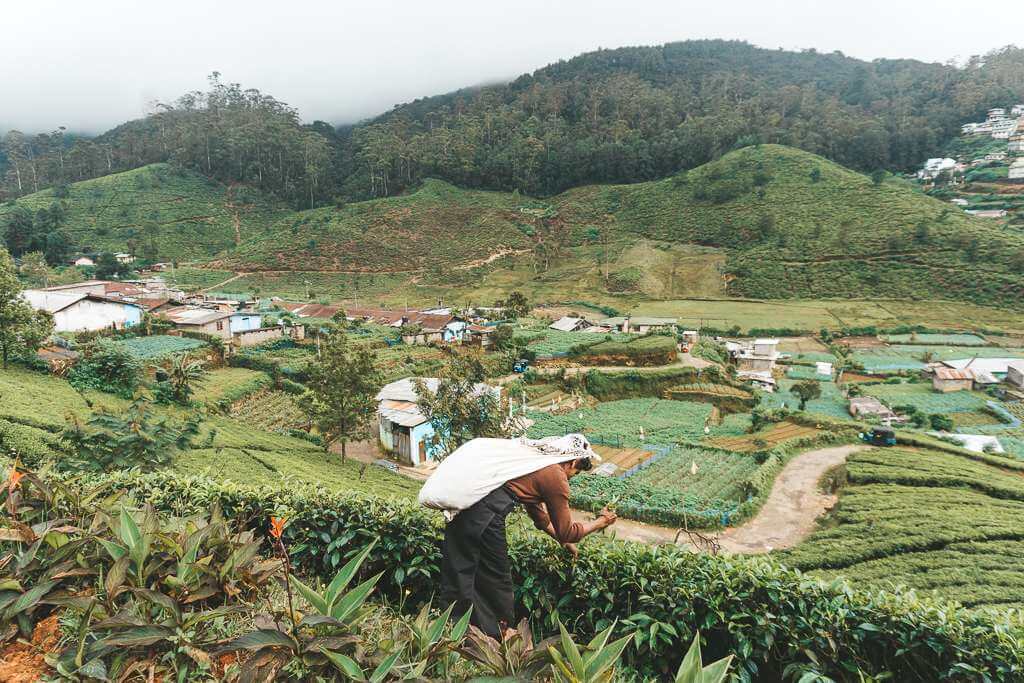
left=575, top=443, right=868, bottom=554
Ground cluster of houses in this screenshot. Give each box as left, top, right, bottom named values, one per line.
left=960, top=106, right=1024, bottom=140
left=21, top=279, right=304, bottom=348
left=547, top=314, right=679, bottom=335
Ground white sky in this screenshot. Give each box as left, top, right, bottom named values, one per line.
left=2, top=0, right=1022, bottom=134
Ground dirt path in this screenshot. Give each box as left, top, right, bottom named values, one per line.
left=574, top=443, right=868, bottom=554
left=201, top=271, right=247, bottom=293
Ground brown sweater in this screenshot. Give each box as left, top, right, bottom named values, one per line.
left=505, top=464, right=585, bottom=543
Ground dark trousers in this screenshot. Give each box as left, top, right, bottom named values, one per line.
left=439, top=486, right=517, bottom=638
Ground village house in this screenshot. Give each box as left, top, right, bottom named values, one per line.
left=1007, top=361, right=1024, bottom=390
left=159, top=306, right=233, bottom=339
left=548, top=316, right=594, bottom=332
left=1009, top=132, right=1024, bottom=155
left=965, top=209, right=1008, bottom=218
left=72, top=256, right=95, bottom=267
left=848, top=396, right=898, bottom=422
left=984, top=152, right=1007, bottom=162
left=932, top=367, right=976, bottom=393
left=918, top=157, right=956, bottom=180
left=23, top=288, right=144, bottom=332
left=1009, top=158, right=1024, bottom=182
left=375, top=377, right=501, bottom=466
left=464, top=324, right=497, bottom=349
left=599, top=316, right=677, bottom=334
left=114, top=253, right=135, bottom=265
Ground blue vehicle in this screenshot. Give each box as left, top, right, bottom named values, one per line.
left=512, top=358, right=530, bottom=373
left=859, top=427, right=896, bottom=447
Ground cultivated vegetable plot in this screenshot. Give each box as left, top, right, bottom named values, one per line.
left=851, top=345, right=1024, bottom=372
left=526, top=398, right=713, bottom=446
left=880, top=333, right=988, bottom=346
left=759, top=379, right=850, bottom=418
left=633, top=446, right=757, bottom=502
left=115, top=335, right=205, bottom=360
left=664, top=383, right=753, bottom=399
left=518, top=329, right=634, bottom=357
left=708, top=421, right=822, bottom=453
left=782, top=447, right=1024, bottom=609
left=861, top=382, right=988, bottom=413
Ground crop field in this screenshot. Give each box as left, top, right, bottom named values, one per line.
left=663, top=383, right=753, bottom=400
left=526, top=398, right=714, bottom=447
left=164, top=268, right=237, bottom=291
left=783, top=447, right=1024, bottom=609
left=784, top=364, right=832, bottom=380
left=191, top=368, right=270, bottom=406
left=860, top=382, right=989, bottom=414
left=632, top=446, right=757, bottom=502
left=517, top=329, right=635, bottom=357
left=708, top=420, right=822, bottom=452
left=115, top=335, right=205, bottom=360
left=759, top=379, right=850, bottom=418
left=235, top=341, right=316, bottom=374
left=880, top=333, right=989, bottom=346
left=851, top=345, right=1024, bottom=372
left=229, top=389, right=306, bottom=432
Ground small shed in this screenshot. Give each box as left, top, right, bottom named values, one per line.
left=549, top=316, right=590, bottom=332
left=1008, top=361, right=1024, bottom=389
left=932, top=367, right=975, bottom=393
left=815, top=361, right=834, bottom=377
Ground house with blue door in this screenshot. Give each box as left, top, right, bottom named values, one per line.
left=375, top=377, right=501, bottom=466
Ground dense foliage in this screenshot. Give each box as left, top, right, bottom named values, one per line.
left=13, top=466, right=1021, bottom=681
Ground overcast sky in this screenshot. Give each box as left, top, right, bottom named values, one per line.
left=3, top=0, right=1022, bottom=134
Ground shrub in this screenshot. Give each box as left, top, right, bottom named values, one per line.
left=67, top=338, right=142, bottom=397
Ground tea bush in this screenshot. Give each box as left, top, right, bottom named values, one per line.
left=34, top=467, right=1024, bottom=681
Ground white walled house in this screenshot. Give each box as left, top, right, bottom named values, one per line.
left=23, top=290, right=143, bottom=332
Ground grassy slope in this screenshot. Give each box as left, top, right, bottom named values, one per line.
left=782, top=447, right=1024, bottom=609
left=216, top=178, right=537, bottom=271
left=0, top=164, right=288, bottom=261
left=0, top=366, right=419, bottom=498
left=557, top=145, right=1024, bottom=306
left=216, top=145, right=1024, bottom=309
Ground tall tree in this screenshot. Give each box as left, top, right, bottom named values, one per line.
left=414, top=354, right=508, bottom=457
left=301, top=331, right=381, bottom=461
left=0, top=248, right=53, bottom=369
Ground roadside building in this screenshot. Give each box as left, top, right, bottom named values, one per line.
left=22, top=289, right=143, bottom=332
left=932, top=367, right=975, bottom=393
left=599, top=316, right=677, bottom=334
left=549, top=316, right=593, bottom=332
left=848, top=396, right=898, bottom=422
left=159, top=306, right=233, bottom=339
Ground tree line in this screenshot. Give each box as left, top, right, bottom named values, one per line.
left=3, top=41, right=1024, bottom=204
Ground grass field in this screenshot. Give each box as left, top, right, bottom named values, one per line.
left=782, top=447, right=1024, bottom=609
left=0, top=164, right=287, bottom=261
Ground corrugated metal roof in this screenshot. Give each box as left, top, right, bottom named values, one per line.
left=934, top=367, right=975, bottom=381
left=160, top=306, right=231, bottom=325
left=549, top=316, right=585, bottom=332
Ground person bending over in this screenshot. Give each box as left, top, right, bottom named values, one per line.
left=438, top=456, right=617, bottom=640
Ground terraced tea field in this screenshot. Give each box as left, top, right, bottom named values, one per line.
left=229, top=388, right=306, bottom=432
left=783, top=447, right=1024, bottom=609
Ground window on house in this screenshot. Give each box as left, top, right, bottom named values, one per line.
left=216, top=321, right=223, bottom=330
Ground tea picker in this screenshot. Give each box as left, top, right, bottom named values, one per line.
left=419, top=434, right=618, bottom=640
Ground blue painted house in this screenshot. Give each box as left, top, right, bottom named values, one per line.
left=229, top=311, right=262, bottom=334
left=375, top=377, right=500, bottom=466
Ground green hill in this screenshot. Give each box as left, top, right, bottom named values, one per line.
left=0, top=163, right=288, bottom=262
left=219, top=145, right=1024, bottom=309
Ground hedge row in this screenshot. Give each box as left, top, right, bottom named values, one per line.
left=62, top=469, right=1024, bottom=681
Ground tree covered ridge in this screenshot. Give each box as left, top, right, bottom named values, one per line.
left=3, top=40, right=1024, bottom=205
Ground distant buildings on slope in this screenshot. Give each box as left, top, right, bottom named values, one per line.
left=961, top=107, right=1023, bottom=139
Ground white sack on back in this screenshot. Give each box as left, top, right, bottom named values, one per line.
left=417, top=434, right=599, bottom=520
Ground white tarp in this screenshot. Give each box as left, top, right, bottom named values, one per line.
left=927, top=432, right=1004, bottom=454
left=418, top=434, right=600, bottom=520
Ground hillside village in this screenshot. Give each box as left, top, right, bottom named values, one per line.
left=6, top=34, right=1024, bottom=683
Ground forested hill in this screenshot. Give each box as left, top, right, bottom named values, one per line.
left=3, top=41, right=1024, bottom=206
left=347, top=41, right=1024, bottom=197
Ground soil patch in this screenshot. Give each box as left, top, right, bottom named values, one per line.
left=0, top=614, right=60, bottom=683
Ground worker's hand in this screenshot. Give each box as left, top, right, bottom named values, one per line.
left=562, top=542, right=578, bottom=559
left=598, top=507, right=618, bottom=527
